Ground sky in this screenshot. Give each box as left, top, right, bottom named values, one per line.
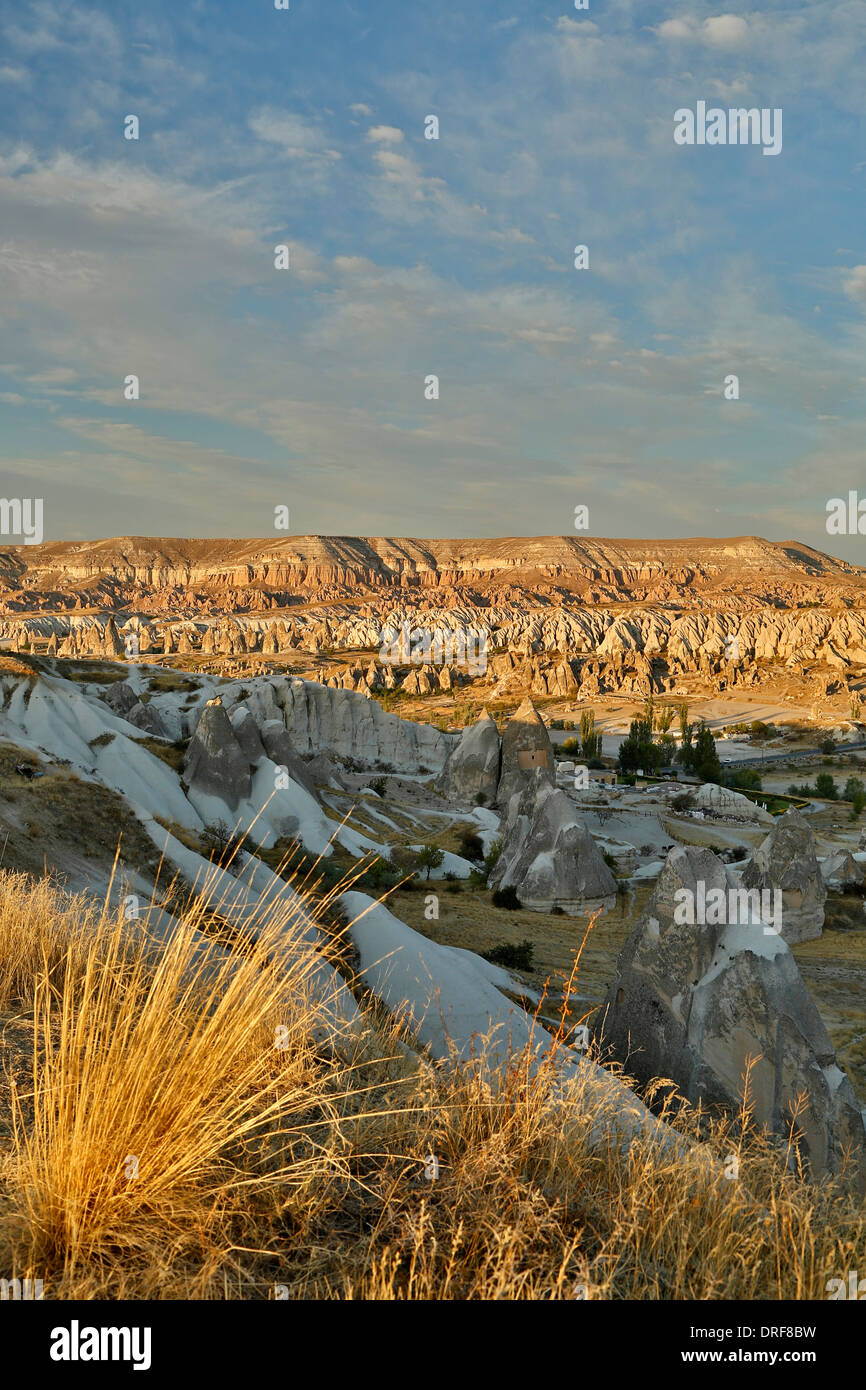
left=0, top=0, right=865, bottom=556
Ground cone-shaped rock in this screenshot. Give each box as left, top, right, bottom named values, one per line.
left=496, top=696, right=555, bottom=807
left=435, top=708, right=500, bottom=803
left=742, top=808, right=825, bottom=943
left=595, top=844, right=865, bottom=1190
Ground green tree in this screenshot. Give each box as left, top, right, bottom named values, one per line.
left=417, top=844, right=445, bottom=879
left=692, top=722, right=722, bottom=784
left=727, top=768, right=762, bottom=791
left=676, top=701, right=695, bottom=770
left=618, top=717, right=662, bottom=775
left=815, top=773, right=837, bottom=800
left=655, top=704, right=674, bottom=735
left=657, top=733, right=677, bottom=767
left=580, top=708, right=601, bottom=759
left=676, top=700, right=690, bottom=737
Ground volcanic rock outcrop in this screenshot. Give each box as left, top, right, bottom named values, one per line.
left=435, top=708, right=500, bottom=803
left=690, top=782, right=774, bottom=825
left=595, top=845, right=866, bottom=1190
left=496, top=696, right=555, bottom=808
left=183, top=698, right=252, bottom=810
left=242, top=678, right=452, bottom=770
left=820, top=850, right=864, bottom=890
left=742, top=809, right=826, bottom=943
left=489, top=770, right=617, bottom=913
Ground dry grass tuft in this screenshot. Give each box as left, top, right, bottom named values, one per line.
left=0, top=867, right=862, bottom=1300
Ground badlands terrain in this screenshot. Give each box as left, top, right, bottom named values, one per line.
left=1, top=534, right=865, bottom=1297
left=1, top=533, right=864, bottom=731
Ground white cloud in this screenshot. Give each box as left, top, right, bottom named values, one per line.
left=248, top=108, right=341, bottom=162
left=843, top=265, right=866, bottom=304
left=703, top=14, right=750, bottom=48
left=367, top=125, right=404, bottom=144
left=656, top=18, right=694, bottom=40
left=656, top=13, right=750, bottom=48
left=4, top=3, right=122, bottom=60
left=708, top=76, right=751, bottom=98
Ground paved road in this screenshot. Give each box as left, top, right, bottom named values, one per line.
left=724, top=741, right=866, bottom=769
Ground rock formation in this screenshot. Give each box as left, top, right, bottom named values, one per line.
left=691, top=782, right=774, bottom=825
left=595, top=845, right=866, bottom=1190
left=183, top=698, right=251, bottom=809
left=496, top=696, right=555, bottom=808
left=820, top=850, right=864, bottom=890
left=236, top=677, right=451, bottom=771
left=259, top=719, right=318, bottom=796
left=742, top=808, right=826, bottom=943
left=489, top=770, right=617, bottom=913
left=435, top=708, right=500, bottom=803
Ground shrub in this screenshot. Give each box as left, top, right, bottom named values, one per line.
left=481, top=939, right=534, bottom=970
left=88, top=732, right=116, bottom=750
left=458, top=829, right=485, bottom=862
left=483, top=839, right=503, bottom=876
left=369, top=776, right=387, bottom=798
left=474, top=792, right=487, bottom=806
left=417, top=844, right=445, bottom=880
left=491, top=886, right=522, bottom=911
left=200, top=820, right=245, bottom=867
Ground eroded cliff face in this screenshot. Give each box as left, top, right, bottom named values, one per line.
left=0, top=534, right=864, bottom=704
left=0, top=533, right=856, bottom=611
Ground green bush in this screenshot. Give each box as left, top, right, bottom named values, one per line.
left=815, top=773, right=837, bottom=800
left=481, top=939, right=534, bottom=970
left=483, top=839, right=502, bottom=876
left=458, top=828, right=485, bottom=862
left=491, top=886, right=522, bottom=910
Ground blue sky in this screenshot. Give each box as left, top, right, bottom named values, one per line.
left=1, top=0, right=865, bottom=555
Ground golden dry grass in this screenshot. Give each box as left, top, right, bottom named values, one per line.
left=0, top=867, right=862, bottom=1300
